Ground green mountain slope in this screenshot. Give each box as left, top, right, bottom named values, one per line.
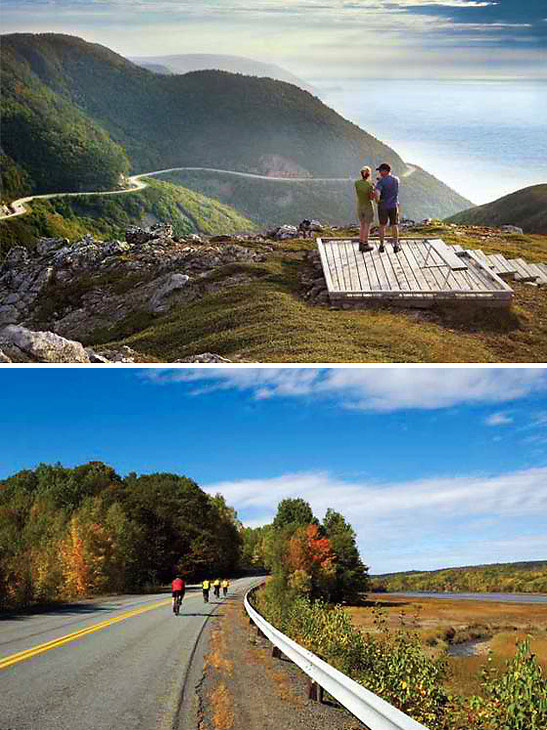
left=1, top=33, right=471, bottom=221
left=0, top=178, right=256, bottom=253
left=446, top=184, right=547, bottom=234
left=161, top=164, right=467, bottom=225
left=373, top=560, right=547, bottom=594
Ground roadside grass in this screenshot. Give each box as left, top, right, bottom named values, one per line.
left=90, top=227, right=547, bottom=362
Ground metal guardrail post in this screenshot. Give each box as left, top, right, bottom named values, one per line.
left=244, top=585, right=429, bottom=730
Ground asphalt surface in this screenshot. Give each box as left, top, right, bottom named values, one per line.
left=0, top=577, right=258, bottom=730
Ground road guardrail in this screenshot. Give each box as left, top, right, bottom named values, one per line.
left=244, top=586, right=429, bottom=730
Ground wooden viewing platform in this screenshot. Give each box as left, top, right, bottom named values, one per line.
left=317, top=238, right=514, bottom=307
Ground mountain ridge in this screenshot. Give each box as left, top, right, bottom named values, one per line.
left=0, top=32, right=471, bottom=221
left=446, top=184, right=547, bottom=234
left=130, top=53, right=317, bottom=94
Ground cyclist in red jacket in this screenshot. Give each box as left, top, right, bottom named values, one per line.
left=171, top=575, right=185, bottom=614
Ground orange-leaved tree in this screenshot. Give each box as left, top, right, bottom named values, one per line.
left=286, top=525, right=336, bottom=599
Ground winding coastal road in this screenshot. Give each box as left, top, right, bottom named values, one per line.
left=0, top=576, right=259, bottom=730
left=0, top=164, right=416, bottom=222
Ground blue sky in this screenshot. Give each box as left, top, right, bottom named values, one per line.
left=3, top=1, right=546, bottom=79
left=2, top=367, right=546, bottom=574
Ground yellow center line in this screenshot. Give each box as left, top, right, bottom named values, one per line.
left=0, top=599, right=171, bottom=670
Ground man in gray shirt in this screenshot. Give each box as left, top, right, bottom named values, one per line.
left=375, top=163, right=400, bottom=253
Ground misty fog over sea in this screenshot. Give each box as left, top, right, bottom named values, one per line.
left=315, top=78, right=547, bottom=207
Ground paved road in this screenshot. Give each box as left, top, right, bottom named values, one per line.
left=0, top=577, right=259, bottom=730
left=0, top=163, right=416, bottom=222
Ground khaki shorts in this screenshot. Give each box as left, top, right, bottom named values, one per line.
left=358, top=209, right=374, bottom=223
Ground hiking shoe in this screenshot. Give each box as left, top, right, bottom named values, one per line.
left=393, top=243, right=401, bottom=254
left=378, top=243, right=385, bottom=253
left=359, top=243, right=373, bottom=252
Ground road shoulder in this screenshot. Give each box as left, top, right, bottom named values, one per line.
left=194, top=591, right=368, bottom=730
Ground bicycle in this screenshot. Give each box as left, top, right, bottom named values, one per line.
left=173, top=593, right=183, bottom=616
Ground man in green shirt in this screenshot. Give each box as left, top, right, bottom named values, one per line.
left=354, top=166, right=375, bottom=252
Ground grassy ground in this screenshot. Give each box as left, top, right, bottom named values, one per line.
left=89, top=223, right=547, bottom=363
left=346, top=594, right=547, bottom=697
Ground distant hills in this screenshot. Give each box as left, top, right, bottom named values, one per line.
left=0, top=33, right=471, bottom=222
left=446, top=184, right=547, bottom=234
left=130, top=53, right=317, bottom=95
left=373, top=560, right=547, bottom=594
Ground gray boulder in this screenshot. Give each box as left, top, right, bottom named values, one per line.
left=0, top=325, right=91, bottom=363
left=501, top=225, right=524, bottom=235
left=148, top=273, right=190, bottom=313
left=275, top=224, right=299, bottom=240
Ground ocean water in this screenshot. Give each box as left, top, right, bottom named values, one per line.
left=314, top=78, right=547, bottom=206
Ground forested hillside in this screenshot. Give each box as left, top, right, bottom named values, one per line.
left=446, top=184, right=547, bottom=234
left=0, top=178, right=256, bottom=252
left=163, top=164, right=467, bottom=225
left=0, top=462, right=241, bottom=611
left=1, top=33, right=471, bottom=220
left=373, top=560, right=547, bottom=594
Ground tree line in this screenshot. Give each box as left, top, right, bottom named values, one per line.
left=1, top=464, right=367, bottom=612
left=374, top=560, right=547, bottom=595
left=0, top=461, right=241, bottom=610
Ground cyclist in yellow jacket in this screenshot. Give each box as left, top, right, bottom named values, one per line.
left=202, top=579, right=210, bottom=603
left=222, top=579, right=229, bottom=597
left=213, top=578, right=221, bottom=599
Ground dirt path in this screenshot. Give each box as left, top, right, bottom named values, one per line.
left=194, top=591, right=367, bottom=730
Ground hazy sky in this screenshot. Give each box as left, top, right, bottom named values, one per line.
left=2, top=367, right=546, bottom=573
left=3, top=1, right=546, bottom=79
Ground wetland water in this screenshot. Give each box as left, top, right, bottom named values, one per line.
left=379, top=592, right=547, bottom=604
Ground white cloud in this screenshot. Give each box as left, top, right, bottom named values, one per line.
left=206, top=466, right=547, bottom=571
left=149, top=368, right=547, bottom=412
left=484, top=411, right=513, bottom=426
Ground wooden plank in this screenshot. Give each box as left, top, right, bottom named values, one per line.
left=368, top=251, right=391, bottom=291
left=342, top=240, right=362, bottom=292
left=317, top=238, right=336, bottom=295
left=330, top=241, right=350, bottom=291
left=405, top=240, right=440, bottom=291
left=385, top=248, right=413, bottom=292
left=464, top=252, right=514, bottom=293
left=507, top=258, right=539, bottom=282
left=450, top=244, right=465, bottom=253
left=486, top=254, right=516, bottom=278
left=525, top=262, right=547, bottom=286
left=412, top=241, right=455, bottom=291
left=374, top=248, right=402, bottom=292
left=397, top=244, right=423, bottom=292
left=428, top=239, right=468, bottom=270
left=323, top=242, right=342, bottom=291
left=348, top=240, right=368, bottom=292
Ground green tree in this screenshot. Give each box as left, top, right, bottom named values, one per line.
left=323, top=508, right=370, bottom=602
left=272, top=498, right=317, bottom=530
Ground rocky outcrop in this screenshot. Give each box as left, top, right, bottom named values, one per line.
left=0, top=324, right=91, bottom=363
left=299, top=250, right=329, bottom=306
left=0, top=224, right=268, bottom=342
